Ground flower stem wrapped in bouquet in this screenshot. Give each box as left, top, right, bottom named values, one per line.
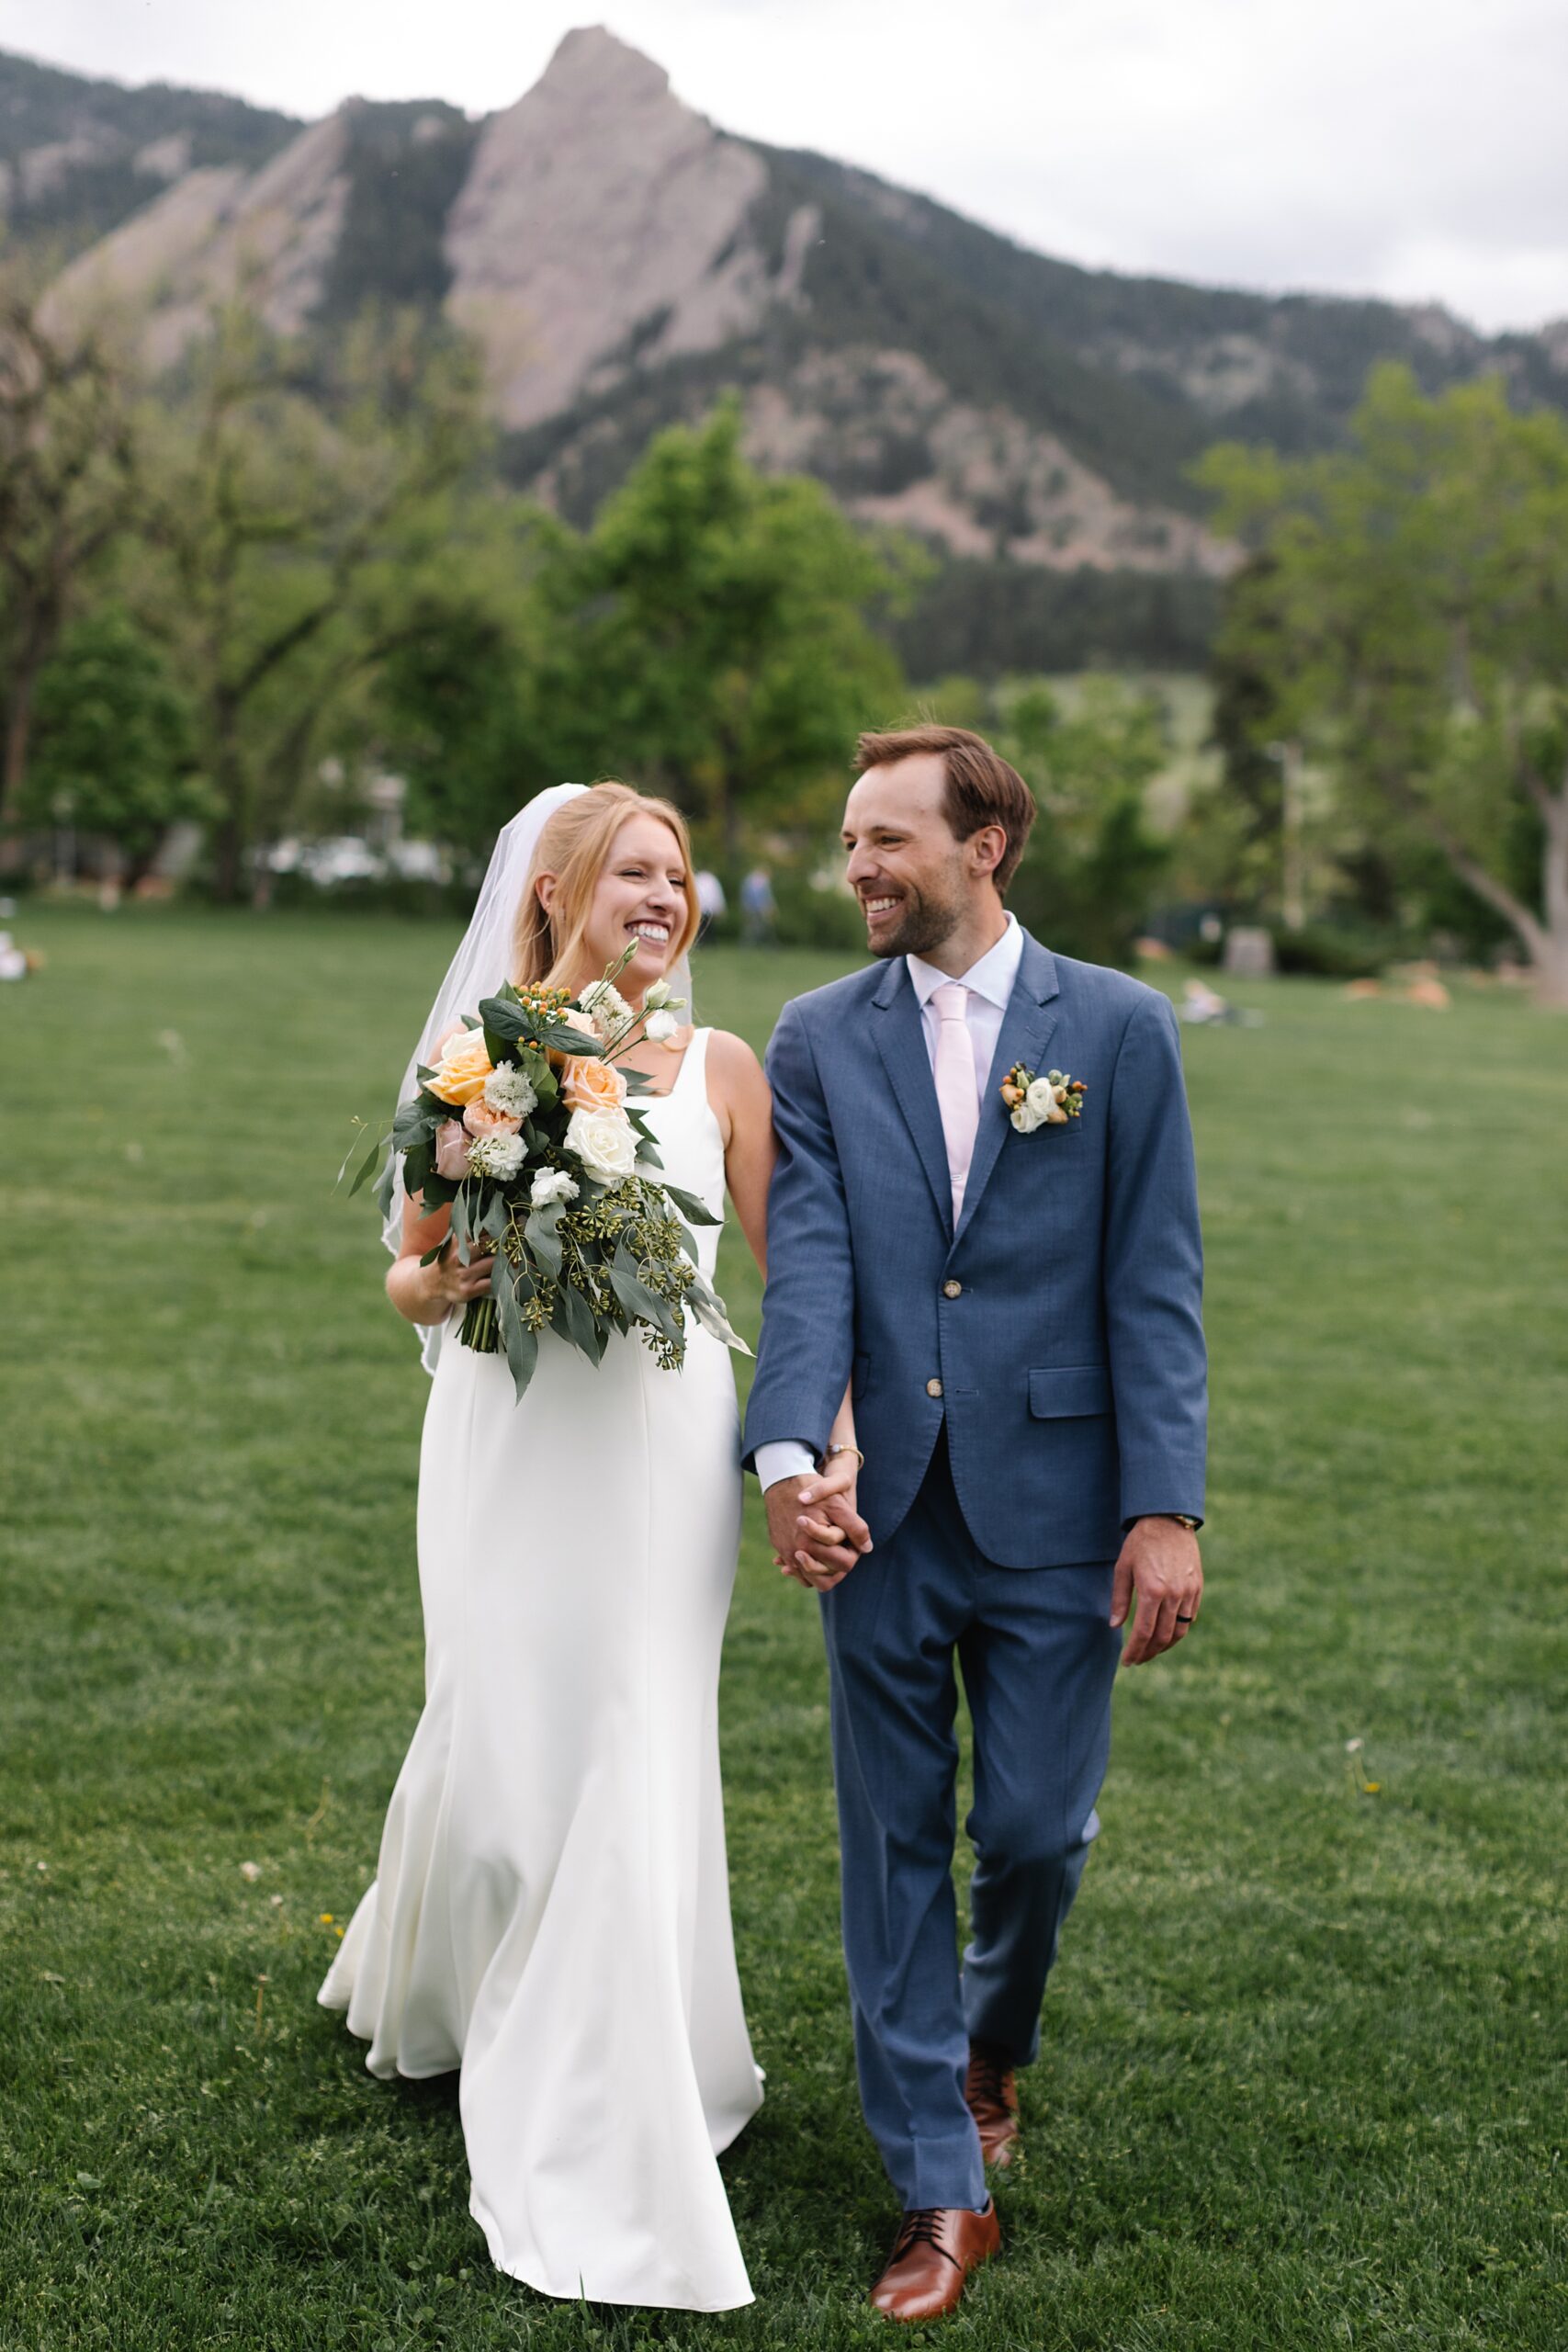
left=347, top=950, right=747, bottom=1400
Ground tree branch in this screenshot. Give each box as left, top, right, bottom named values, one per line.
left=1382, top=765, right=1548, bottom=959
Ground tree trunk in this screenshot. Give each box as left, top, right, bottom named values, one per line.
left=719, top=772, right=742, bottom=865
left=210, top=811, right=243, bottom=903
left=0, top=669, right=36, bottom=831
left=209, top=703, right=247, bottom=902
left=1534, top=791, right=1568, bottom=1009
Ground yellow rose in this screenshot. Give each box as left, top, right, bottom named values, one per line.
left=562, top=1054, right=627, bottom=1114
left=428, top=1024, right=493, bottom=1106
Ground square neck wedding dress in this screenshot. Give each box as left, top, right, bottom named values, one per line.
left=320, top=1028, right=764, bottom=2310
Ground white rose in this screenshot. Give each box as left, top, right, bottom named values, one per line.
left=529, top=1166, right=579, bottom=1209
left=1025, top=1076, right=1068, bottom=1125
left=484, top=1061, right=537, bottom=1118
left=467, top=1130, right=525, bottom=1181
left=564, top=1104, right=638, bottom=1187
left=644, top=1008, right=679, bottom=1044
left=1010, top=1099, right=1043, bottom=1134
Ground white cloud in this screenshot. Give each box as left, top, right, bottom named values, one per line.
left=5, top=0, right=1563, bottom=331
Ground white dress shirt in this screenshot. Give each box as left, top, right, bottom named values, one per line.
left=757, top=916, right=1022, bottom=1492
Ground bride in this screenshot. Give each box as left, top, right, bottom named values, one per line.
left=319, top=781, right=863, bottom=2312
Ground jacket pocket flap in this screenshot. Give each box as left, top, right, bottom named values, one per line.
left=1028, top=1364, right=1112, bottom=1419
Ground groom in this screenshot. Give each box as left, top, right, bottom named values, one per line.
left=743, top=727, right=1206, bottom=2323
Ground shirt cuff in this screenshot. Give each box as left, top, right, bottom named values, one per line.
left=756, top=1441, right=818, bottom=1491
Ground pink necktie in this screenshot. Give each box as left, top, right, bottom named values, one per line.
left=931, top=983, right=978, bottom=1226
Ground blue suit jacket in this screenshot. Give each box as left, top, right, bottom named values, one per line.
left=742, top=931, right=1207, bottom=1568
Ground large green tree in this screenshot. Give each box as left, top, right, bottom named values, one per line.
left=131, top=300, right=485, bottom=899
left=370, top=507, right=576, bottom=856
left=558, top=400, right=913, bottom=854
left=0, top=277, right=139, bottom=832
left=23, top=606, right=204, bottom=877
left=1000, top=677, right=1170, bottom=966
left=1202, top=367, right=1568, bottom=1005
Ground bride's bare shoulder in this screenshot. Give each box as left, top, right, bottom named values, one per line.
left=704, top=1028, right=770, bottom=1125
left=705, top=1026, right=767, bottom=1091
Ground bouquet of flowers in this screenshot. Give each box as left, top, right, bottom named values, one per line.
left=346, top=950, right=746, bottom=1399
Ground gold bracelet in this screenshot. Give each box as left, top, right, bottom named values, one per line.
left=823, top=1442, right=865, bottom=1470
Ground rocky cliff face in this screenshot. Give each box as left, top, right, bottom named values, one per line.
left=445, top=28, right=814, bottom=430
left=23, top=26, right=1568, bottom=603
left=50, top=113, right=350, bottom=363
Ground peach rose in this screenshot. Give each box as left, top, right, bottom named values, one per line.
left=562, top=1055, right=627, bottom=1114
left=434, top=1119, right=473, bottom=1179
left=427, top=1024, right=493, bottom=1106
left=546, top=1007, right=603, bottom=1073
left=462, top=1098, right=523, bottom=1141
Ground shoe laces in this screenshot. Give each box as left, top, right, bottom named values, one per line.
left=966, top=2047, right=1011, bottom=2109
left=892, top=2210, right=961, bottom=2270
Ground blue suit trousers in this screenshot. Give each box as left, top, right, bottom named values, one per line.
left=819, top=1431, right=1122, bottom=2212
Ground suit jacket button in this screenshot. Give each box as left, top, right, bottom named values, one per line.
left=942, top=1280, right=962, bottom=1298
left=926, top=1376, right=943, bottom=1397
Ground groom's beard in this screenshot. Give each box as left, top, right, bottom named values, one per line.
left=863, top=876, right=968, bottom=960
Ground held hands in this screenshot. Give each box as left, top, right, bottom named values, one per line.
left=765, top=1454, right=873, bottom=1592
left=1111, top=1515, right=1203, bottom=1665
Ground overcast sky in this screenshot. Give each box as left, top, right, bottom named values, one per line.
left=6, top=0, right=1564, bottom=333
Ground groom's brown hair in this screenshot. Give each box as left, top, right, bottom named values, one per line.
left=853, top=725, right=1036, bottom=894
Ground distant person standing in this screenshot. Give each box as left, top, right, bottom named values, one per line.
left=694, top=867, right=727, bottom=943
left=740, top=865, right=776, bottom=945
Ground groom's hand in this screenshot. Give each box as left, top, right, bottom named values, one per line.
left=764, top=1475, right=872, bottom=1592
left=1111, top=1516, right=1203, bottom=1665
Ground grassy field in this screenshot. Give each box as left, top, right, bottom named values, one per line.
left=2, top=904, right=1565, bottom=2352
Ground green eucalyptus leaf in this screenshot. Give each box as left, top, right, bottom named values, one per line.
left=687, top=1274, right=750, bottom=1354
left=345, top=1130, right=388, bottom=1198
left=525, top=1206, right=563, bottom=1279
left=496, top=1271, right=538, bottom=1403
left=606, top=1264, right=680, bottom=1344
left=556, top=1273, right=601, bottom=1355
left=660, top=1182, right=721, bottom=1227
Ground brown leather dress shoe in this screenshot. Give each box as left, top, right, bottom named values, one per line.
left=965, top=2041, right=1022, bottom=2169
left=870, top=2201, right=1001, bottom=2322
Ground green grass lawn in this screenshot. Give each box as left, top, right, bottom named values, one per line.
left=2, top=905, right=1565, bottom=2351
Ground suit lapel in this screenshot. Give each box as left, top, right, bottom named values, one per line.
left=955, top=931, right=1060, bottom=1245
left=871, top=958, right=954, bottom=1237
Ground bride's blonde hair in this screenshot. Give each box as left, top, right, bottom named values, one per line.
left=511, top=781, right=700, bottom=990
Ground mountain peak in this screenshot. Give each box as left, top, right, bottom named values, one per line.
left=537, top=24, right=671, bottom=101
left=442, top=22, right=791, bottom=430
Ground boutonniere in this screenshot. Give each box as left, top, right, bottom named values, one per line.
left=1000, top=1063, right=1086, bottom=1134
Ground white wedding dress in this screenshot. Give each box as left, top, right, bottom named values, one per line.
left=320, top=1030, right=763, bottom=2310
